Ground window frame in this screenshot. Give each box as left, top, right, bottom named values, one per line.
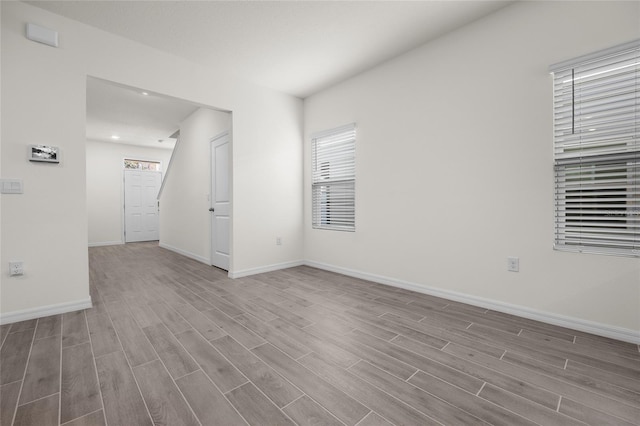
left=311, top=123, right=356, bottom=232
left=123, top=158, right=162, bottom=171
left=550, top=40, right=639, bottom=257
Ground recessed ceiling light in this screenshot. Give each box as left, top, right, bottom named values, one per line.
left=142, top=92, right=149, bottom=96
left=111, top=135, right=120, bottom=140
left=588, top=128, right=596, bottom=132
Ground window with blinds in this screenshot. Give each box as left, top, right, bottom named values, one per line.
left=550, top=40, right=639, bottom=257
left=311, top=123, right=356, bottom=231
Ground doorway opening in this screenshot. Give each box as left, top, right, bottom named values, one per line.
left=86, top=76, right=233, bottom=272
left=210, top=132, right=230, bottom=270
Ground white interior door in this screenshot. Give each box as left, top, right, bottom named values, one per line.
left=124, top=170, right=161, bottom=243
left=210, top=133, right=230, bottom=270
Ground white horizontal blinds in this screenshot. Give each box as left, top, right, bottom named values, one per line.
left=312, top=124, right=356, bottom=231
left=551, top=40, right=639, bottom=256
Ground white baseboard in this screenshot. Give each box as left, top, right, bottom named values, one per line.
left=159, top=242, right=210, bottom=265
left=304, top=260, right=640, bottom=345
left=88, top=240, right=123, bottom=247
left=229, top=260, right=305, bottom=279
left=0, top=298, right=93, bottom=325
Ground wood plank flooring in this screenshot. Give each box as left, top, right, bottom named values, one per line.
left=1, top=242, right=639, bottom=425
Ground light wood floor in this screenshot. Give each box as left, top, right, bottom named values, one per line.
left=1, top=242, right=639, bottom=426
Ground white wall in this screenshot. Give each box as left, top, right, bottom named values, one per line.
left=1, top=2, right=303, bottom=321
left=158, top=108, right=230, bottom=263
left=159, top=104, right=306, bottom=274
left=86, top=140, right=172, bottom=246
left=304, top=1, right=640, bottom=339
left=0, top=2, right=3, bottom=301
left=230, top=93, right=305, bottom=275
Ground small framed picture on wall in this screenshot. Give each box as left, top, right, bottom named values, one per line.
left=29, top=145, right=60, bottom=163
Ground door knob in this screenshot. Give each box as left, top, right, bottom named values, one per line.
left=209, top=208, right=215, bottom=212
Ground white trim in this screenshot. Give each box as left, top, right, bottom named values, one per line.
left=88, top=240, right=123, bottom=247
left=0, top=298, right=92, bottom=325
left=229, top=260, right=305, bottom=279
left=159, top=242, right=209, bottom=265
left=304, top=260, right=640, bottom=345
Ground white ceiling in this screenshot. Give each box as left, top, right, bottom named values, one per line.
left=28, top=0, right=513, bottom=99
left=86, top=78, right=198, bottom=149
left=35, top=1, right=513, bottom=149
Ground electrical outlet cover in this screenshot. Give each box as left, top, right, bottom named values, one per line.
left=9, top=261, right=24, bottom=276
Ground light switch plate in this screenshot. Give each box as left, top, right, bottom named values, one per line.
left=0, top=179, right=24, bottom=194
